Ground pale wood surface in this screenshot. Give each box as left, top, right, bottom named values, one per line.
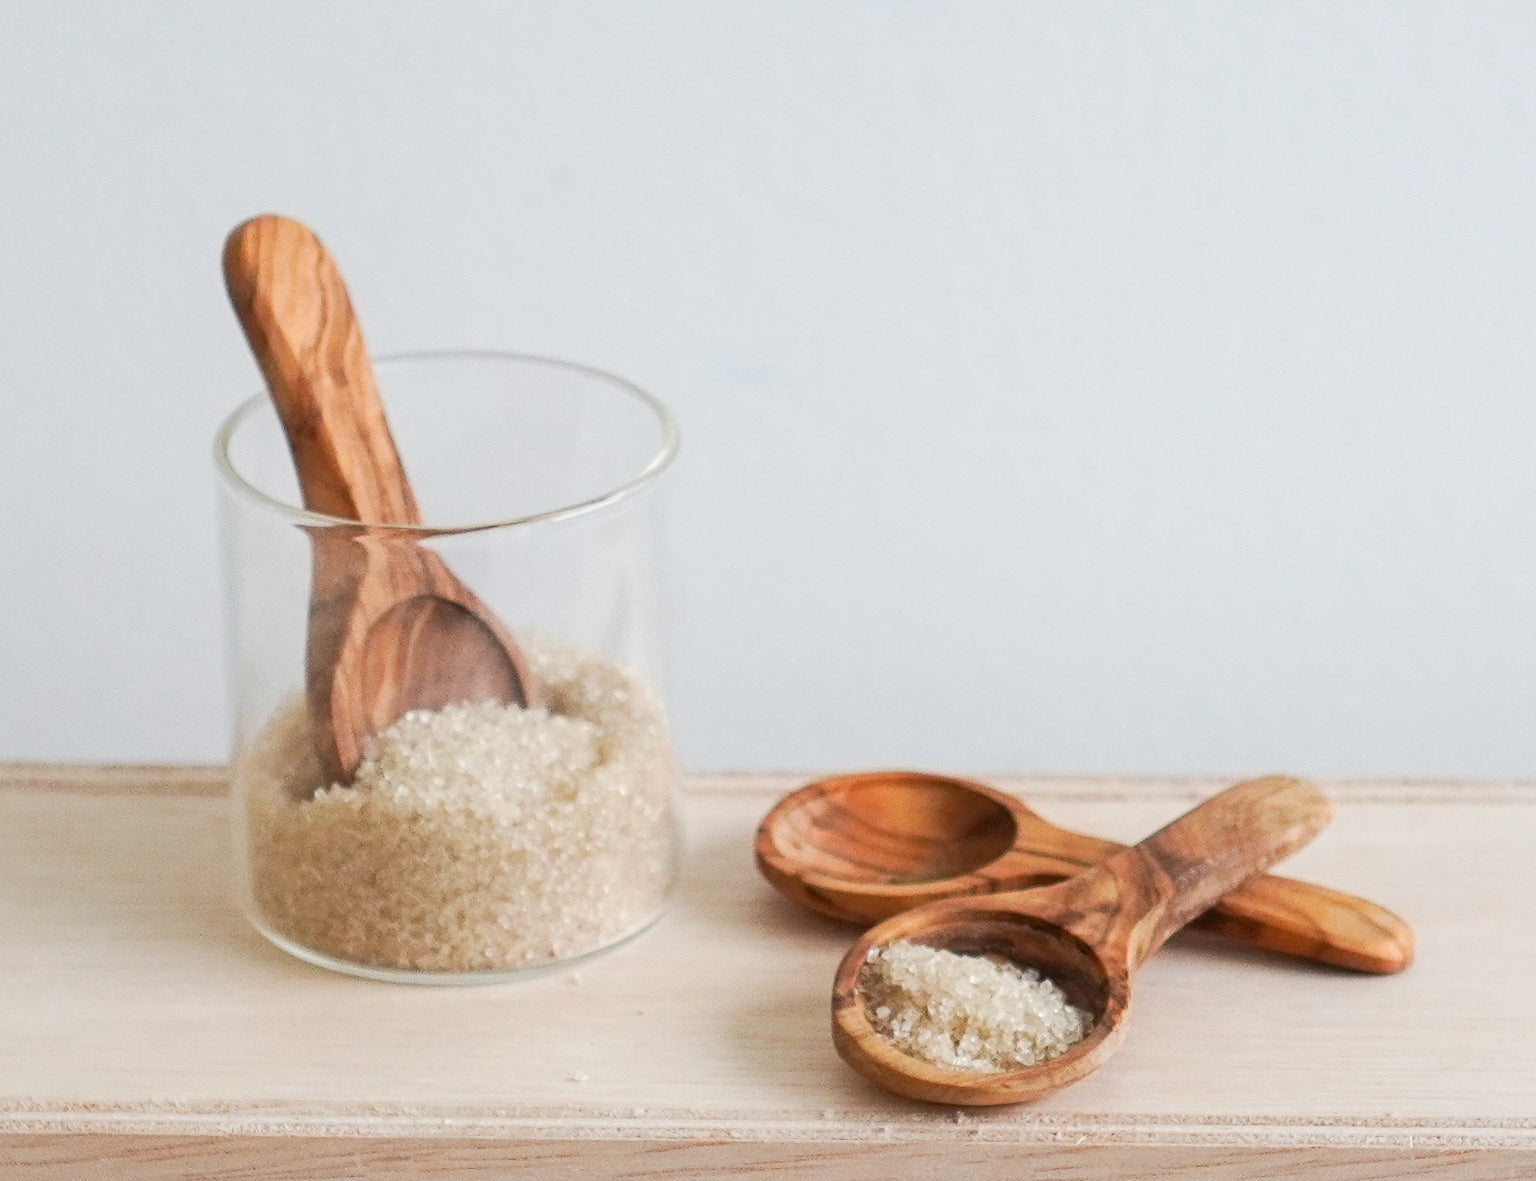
left=1, top=764, right=1532, bottom=1178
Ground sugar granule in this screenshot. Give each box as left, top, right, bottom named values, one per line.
left=857, top=939, right=1092, bottom=1072
left=233, top=633, right=677, bottom=973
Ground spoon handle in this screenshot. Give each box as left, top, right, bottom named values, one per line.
left=1186, top=869, right=1412, bottom=973
left=993, top=821, right=1412, bottom=974
left=223, top=214, right=420, bottom=526
left=1052, top=776, right=1333, bottom=973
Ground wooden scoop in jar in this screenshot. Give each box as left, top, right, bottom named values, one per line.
left=223, top=214, right=540, bottom=790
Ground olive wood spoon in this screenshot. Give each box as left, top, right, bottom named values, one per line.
left=757, top=771, right=1412, bottom=973
left=223, top=214, right=539, bottom=788
left=830, top=775, right=1333, bottom=1105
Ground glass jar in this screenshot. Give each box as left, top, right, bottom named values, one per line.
left=214, top=351, right=681, bottom=983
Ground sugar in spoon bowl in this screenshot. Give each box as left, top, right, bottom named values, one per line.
left=829, top=775, right=1333, bottom=1105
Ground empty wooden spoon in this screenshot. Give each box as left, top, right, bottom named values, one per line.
left=831, top=775, right=1332, bottom=1105
left=223, top=214, right=540, bottom=788
left=756, top=770, right=1412, bottom=973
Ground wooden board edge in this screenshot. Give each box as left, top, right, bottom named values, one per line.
left=3, top=1103, right=1533, bottom=1151
left=2, top=763, right=1534, bottom=806
left=2, top=1131, right=1532, bottom=1181
left=684, top=769, right=1536, bottom=806
left=0, top=763, right=227, bottom=796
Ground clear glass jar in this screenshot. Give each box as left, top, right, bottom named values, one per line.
left=214, top=351, right=681, bottom=983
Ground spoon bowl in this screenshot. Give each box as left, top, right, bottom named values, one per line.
left=759, top=770, right=1412, bottom=973
left=764, top=772, right=1019, bottom=887
left=834, top=905, right=1126, bottom=1105
left=830, top=776, right=1333, bottom=1105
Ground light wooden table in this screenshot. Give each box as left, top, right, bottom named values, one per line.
left=1, top=764, right=1531, bottom=1179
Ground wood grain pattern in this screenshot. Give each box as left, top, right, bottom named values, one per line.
left=756, top=770, right=1413, bottom=972
left=830, top=777, right=1333, bottom=1105
left=2, top=767, right=1531, bottom=1179
left=9, top=1134, right=1532, bottom=1180
left=223, top=215, right=538, bottom=785
left=222, top=218, right=417, bottom=526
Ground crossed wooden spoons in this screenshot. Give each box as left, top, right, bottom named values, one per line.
left=757, top=770, right=1412, bottom=973
left=821, top=775, right=1337, bottom=1104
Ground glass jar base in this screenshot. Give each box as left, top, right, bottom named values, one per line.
left=242, top=903, right=673, bottom=986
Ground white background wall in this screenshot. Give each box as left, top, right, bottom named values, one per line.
left=3, top=1, right=1535, bottom=778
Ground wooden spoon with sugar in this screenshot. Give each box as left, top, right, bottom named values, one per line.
left=831, top=776, right=1333, bottom=1104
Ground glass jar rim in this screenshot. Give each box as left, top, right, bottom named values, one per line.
left=213, top=349, right=680, bottom=534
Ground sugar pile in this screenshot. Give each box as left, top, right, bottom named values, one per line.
left=858, top=939, right=1092, bottom=1071
left=233, top=634, right=677, bottom=974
